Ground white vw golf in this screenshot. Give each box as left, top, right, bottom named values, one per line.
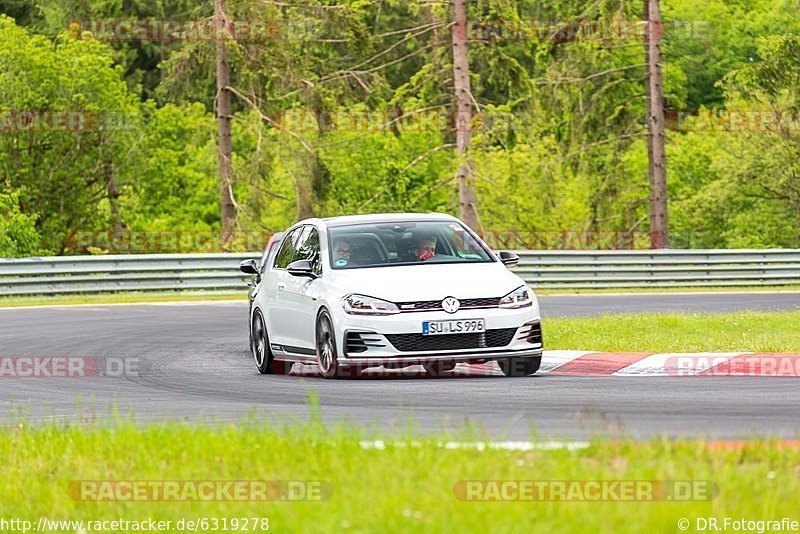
left=240, top=213, right=543, bottom=378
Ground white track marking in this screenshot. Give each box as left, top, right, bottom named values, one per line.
left=359, top=440, right=590, bottom=451
left=538, top=351, right=596, bottom=373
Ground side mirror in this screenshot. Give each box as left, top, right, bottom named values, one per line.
left=239, top=259, right=260, bottom=275
left=498, top=251, right=519, bottom=268
left=287, top=259, right=317, bottom=278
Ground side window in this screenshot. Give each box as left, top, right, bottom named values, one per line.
left=259, top=235, right=276, bottom=273
left=259, top=247, right=269, bottom=272
left=273, top=227, right=301, bottom=269
left=293, top=227, right=322, bottom=276
left=443, top=224, right=485, bottom=258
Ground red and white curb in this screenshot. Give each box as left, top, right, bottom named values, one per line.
left=286, top=351, right=800, bottom=377
left=540, top=351, right=800, bottom=377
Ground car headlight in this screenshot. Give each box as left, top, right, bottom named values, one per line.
left=499, top=286, right=533, bottom=309
left=342, top=294, right=400, bottom=315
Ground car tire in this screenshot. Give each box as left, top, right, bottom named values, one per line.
left=251, top=311, right=274, bottom=374
left=316, top=311, right=348, bottom=379
left=498, top=356, right=541, bottom=377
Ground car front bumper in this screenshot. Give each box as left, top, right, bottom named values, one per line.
left=339, top=347, right=542, bottom=366
left=333, top=305, right=542, bottom=366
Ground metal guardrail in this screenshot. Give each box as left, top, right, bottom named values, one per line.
left=515, top=250, right=800, bottom=289
left=1, top=250, right=799, bottom=296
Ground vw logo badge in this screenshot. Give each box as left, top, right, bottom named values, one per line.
left=442, top=296, right=460, bottom=314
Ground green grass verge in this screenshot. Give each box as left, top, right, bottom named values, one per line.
left=545, top=310, right=800, bottom=353
left=1, top=414, right=798, bottom=533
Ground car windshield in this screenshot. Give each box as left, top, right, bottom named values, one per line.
left=328, top=220, right=495, bottom=269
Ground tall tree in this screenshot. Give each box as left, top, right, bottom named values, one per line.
left=451, top=0, right=480, bottom=230
left=645, top=0, right=668, bottom=248
left=215, top=0, right=236, bottom=243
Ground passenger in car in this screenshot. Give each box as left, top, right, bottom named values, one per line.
left=332, top=239, right=353, bottom=266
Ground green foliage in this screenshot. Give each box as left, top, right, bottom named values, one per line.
left=666, top=32, right=800, bottom=248
left=663, top=0, right=800, bottom=109
left=0, top=0, right=798, bottom=256
left=118, top=102, right=218, bottom=233
left=29, top=0, right=201, bottom=100
left=0, top=191, right=41, bottom=257
left=0, top=15, right=138, bottom=253
left=473, top=139, right=591, bottom=232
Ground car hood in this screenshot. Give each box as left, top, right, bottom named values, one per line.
left=327, top=262, right=526, bottom=302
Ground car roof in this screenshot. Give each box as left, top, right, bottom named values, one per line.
left=315, top=212, right=460, bottom=228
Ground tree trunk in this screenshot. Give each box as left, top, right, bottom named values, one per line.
left=645, top=0, right=669, bottom=248
left=643, top=0, right=654, bottom=198
left=451, top=0, right=480, bottom=230
left=105, top=164, right=125, bottom=232
left=289, top=166, right=314, bottom=221
left=215, top=0, right=236, bottom=245
left=101, top=128, right=125, bottom=232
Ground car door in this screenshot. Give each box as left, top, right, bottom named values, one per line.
left=280, top=225, right=324, bottom=353
left=264, top=226, right=303, bottom=346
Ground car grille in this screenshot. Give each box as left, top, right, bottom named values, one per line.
left=385, top=328, right=517, bottom=352
left=396, top=297, right=501, bottom=312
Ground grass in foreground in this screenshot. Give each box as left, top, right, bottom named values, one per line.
left=545, top=310, right=800, bottom=353
left=0, top=416, right=798, bottom=533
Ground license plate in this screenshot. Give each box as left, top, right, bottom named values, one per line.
left=422, top=319, right=486, bottom=336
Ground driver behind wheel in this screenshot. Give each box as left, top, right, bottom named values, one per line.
left=414, top=233, right=438, bottom=262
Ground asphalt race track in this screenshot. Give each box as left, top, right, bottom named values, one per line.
left=0, top=292, right=798, bottom=440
